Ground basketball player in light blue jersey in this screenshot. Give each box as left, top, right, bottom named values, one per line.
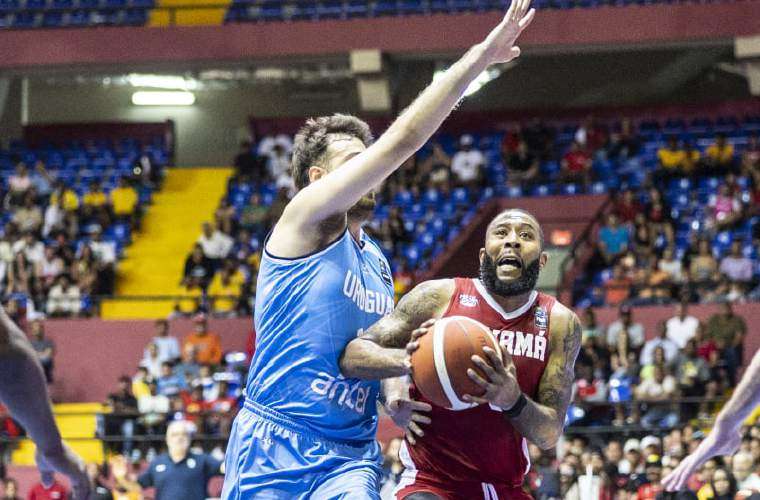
left=221, top=1, right=536, bottom=497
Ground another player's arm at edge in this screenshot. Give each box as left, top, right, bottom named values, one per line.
left=339, top=279, right=455, bottom=380
left=712, top=348, right=760, bottom=429
left=0, top=306, right=67, bottom=458
left=508, top=304, right=581, bottom=450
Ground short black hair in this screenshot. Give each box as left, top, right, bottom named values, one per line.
left=291, top=114, right=373, bottom=190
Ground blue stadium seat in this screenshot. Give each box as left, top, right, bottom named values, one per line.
left=123, top=7, right=147, bottom=24
left=41, top=10, right=63, bottom=26
left=344, top=0, right=368, bottom=17
left=398, top=0, right=424, bottom=14
left=0, top=0, right=20, bottom=12
left=12, top=11, right=37, bottom=27
left=373, top=0, right=397, bottom=15
left=315, top=0, right=343, bottom=18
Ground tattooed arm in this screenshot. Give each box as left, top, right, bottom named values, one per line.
left=464, top=302, right=581, bottom=450
left=339, top=279, right=454, bottom=380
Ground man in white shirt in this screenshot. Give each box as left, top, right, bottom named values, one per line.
left=148, top=319, right=181, bottom=363
left=198, top=222, right=233, bottom=261
left=451, top=134, right=485, bottom=187
left=665, top=301, right=699, bottom=349
left=46, top=275, right=81, bottom=317
left=640, top=322, right=680, bottom=366
left=635, top=364, right=678, bottom=428
left=88, top=229, right=117, bottom=264
left=12, top=232, right=45, bottom=264
left=606, top=305, right=645, bottom=350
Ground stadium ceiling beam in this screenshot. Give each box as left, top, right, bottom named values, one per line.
left=0, top=2, right=758, bottom=71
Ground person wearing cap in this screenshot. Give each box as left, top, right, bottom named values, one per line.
left=607, top=305, right=645, bottom=351
left=451, top=134, right=485, bottom=188
left=621, top=439, right=644, bottom=475
left=182, top=314, right=222, bottom=366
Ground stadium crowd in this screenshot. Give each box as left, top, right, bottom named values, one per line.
left=0, top=157, right=156, bottom=318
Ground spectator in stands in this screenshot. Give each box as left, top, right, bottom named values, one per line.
left=682, top=140, right=702, bottom=176
left=2, top=478, right=19, bottom=500
left=132, top=366, right=151, bottom=399
left=156, top=362, right=185, bottom=397
left=198, top=222, right=233, bottom=264
left=504, top=140, right=539, bottom=188
left=640, top=322, right=679, bottom=366
left=710, top=467, right=738, bottom=500
left=27, top=478, right=69, bottom=500
left=636, top=454, right=664, bottom=499
left=597, top=213, right=630, bottom=266
left=141, top=343, right=163, bottom=380
left=719, top=240, right=754, bottom=285
left=656, top=136, right=686, bottom=180
left=615, top=189, right=644, bottom=225
left=659, top=247, right=684, bottom=285
left=149, top=319, right=180, bottom=364
left=604, top=264, right=632, bottom=306
left=182, top=243, right=214, bottom=290
left=137, top=381, right=169, bottom=437
left=82, top=180, right=110, bottom=229
left=13, top=231, right=44, bottom=266
left=705, top=301, right=746, bottom=363
left=674, top=339, right=711, bottom=418
left=635, top=364, right=678, bottom=428
left=46, top=274, right=81, bottom=317
left=215, top=199, right=236, bottom=236
left=560, top=141, right=592, bottom=189
left=113, top=420, right=224, bottom=500
left=239, top=194, right=269, bottom=241
left=183, top=313, right=222, bottom=366
left=88, top=227, right=117, bottom=294
left=732, top=452, right=760, bottom=491
left=109, top=177, right=139, bottom=229
left=708, top=184, right=743, bottom=232
left=233, top=141, right=266, bottom=183
left=420, top=143, right=451, bottom=190
left=41, top=195, right=66, bottom=239
left=103, top=375, right=138, bottom=456
left=665, top=301, right=699, bottom=348
left=71, top=245, right=98, bottom=295
left=7, top=164, right=32, bottom=207
left=35, top=246, right=64, bottom=294
left=266, top=143, right=292, bottom=188
left=12, top=193, right=42, bottom=234
left=742, top=133, right=760, bottom=174
left=704, top=133, right=735, bottom=176
left=451, top=134, right=484, bottom=188
left=49, top=181, right=80, bottom=214
left=607, top=304, right=645, bottom=352
left=174, top=344, right=201, bottom=386
left=29, top=320, right=55, bottom=383
left=689, top=239, right=718, bottom=285
left=208, top=261, right=245, bottom=317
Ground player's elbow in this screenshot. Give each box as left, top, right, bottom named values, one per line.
left=535, top=426, right=561, bottom=450
left=338, top=344, right=360, bottom=379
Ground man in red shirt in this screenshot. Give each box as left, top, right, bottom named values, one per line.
left=636, top=455, right=664, bottom=500
left=27, top=479, right=68, bottom=500
left=560, top=141, right=592, bottom=189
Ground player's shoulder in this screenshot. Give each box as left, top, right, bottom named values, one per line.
left=546, top=297, right=579, bottom=332
left=409, top=278, right=456, bottom=301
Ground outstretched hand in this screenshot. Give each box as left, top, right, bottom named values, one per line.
left=480, top=0, right=536, bottom=64
left=661, top=422, right=742, bottom=491
left=36, top=443, right=90, bottom=500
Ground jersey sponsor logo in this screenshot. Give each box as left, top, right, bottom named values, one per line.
left=310, top=371, right=370, bottom=415
left=534, top=306, right=548, bottom=334
left=379, top=260, right=393, bottom=287
left=493, top=329, right=547, bottom=361
left=459, top=294, right=479, bottom=307
left=343, top=270, right=394, bottom=315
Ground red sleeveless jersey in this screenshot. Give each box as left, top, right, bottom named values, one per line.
left=405, top=278, right=557, bottom=488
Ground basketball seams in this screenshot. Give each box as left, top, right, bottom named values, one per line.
left=433, top=318, right=468, bottom=410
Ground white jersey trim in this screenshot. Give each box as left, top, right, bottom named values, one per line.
left=472, top=279, right=538, bottom=321
left=393, top=441, right=418, bottom=498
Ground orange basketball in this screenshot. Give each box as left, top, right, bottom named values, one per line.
left=410, top=315, right=502, bottom=410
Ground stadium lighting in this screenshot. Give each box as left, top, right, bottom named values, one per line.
left=127, top=73, right=197, bottom=90
left=131, top=91, right=196, bottom=106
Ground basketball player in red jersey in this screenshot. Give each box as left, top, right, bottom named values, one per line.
left=340, top=208, right=582, bottom=499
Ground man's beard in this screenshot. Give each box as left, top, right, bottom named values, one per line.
left=479, top=253, right=540, bottom=297
left=347, top=193, right=376, bottom=221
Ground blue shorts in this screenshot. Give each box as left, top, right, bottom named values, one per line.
left=221, top=400, right=382, bottom=500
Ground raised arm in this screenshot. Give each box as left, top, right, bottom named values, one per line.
left=0, top=306, right=90, bottom=499
left=663, top=348, right=760, bottom=491
left=464, top=303, right=581, bottom=450
left=339, top=279, right=454, bottom=380
left=272, top=0, right=535, bottom=250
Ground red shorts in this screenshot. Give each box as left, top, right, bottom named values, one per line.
left=394, top=472, right=532, bottom=500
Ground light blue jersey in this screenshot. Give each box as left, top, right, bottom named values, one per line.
left=223, top=228, right=395, bottom=499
